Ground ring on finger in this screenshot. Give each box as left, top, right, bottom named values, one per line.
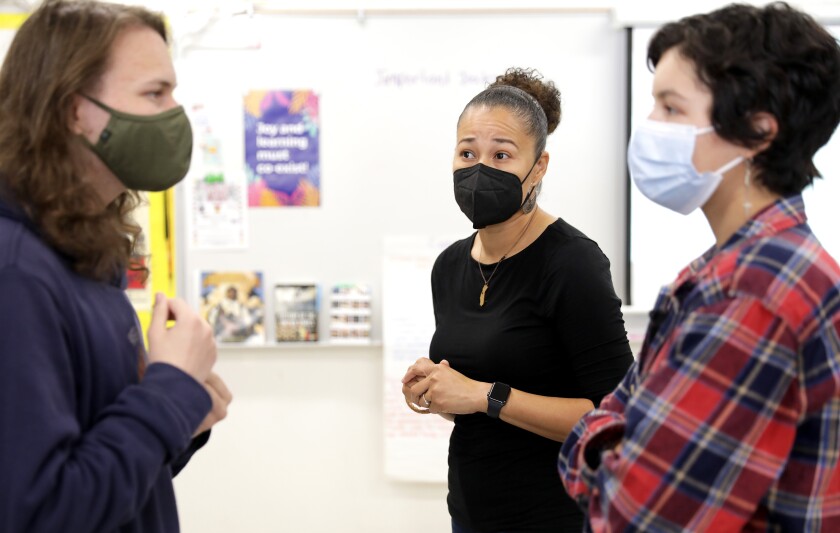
left=405, top=397, right=430, bottom=414
left=422, top=393, right=432, bottom=407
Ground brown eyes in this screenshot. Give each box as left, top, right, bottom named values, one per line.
left=459, top=150, right=510, bottom=160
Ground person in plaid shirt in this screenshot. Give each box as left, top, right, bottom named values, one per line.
left=558, top=3, right=840, bottom=531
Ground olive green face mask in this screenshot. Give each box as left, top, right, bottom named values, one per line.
left=81, top=96, right=193, bottom=192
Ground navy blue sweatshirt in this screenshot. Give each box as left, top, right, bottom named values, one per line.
left=0, top=196, right=212, bottom=532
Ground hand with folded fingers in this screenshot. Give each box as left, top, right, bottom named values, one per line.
left=402, top=357, right=436, bottom=413
left=405, top=359, right=489, bottom=416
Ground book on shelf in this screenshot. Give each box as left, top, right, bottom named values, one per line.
left=329, top=283, right=372, bottom=343
left=199, top=271, right=265, bottom=344
left=274, top=284, right=319, bottom=342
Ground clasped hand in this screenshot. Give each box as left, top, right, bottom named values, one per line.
left=147, top=293, right=232, bottom=436
left=401, top=357, right=488, bottom=415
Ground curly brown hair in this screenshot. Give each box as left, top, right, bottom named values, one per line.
left=459, top=67, right=562, bottom=157
left=0, top=0, right=166, bottom=282
left=489, top=67, right=562, bottom=135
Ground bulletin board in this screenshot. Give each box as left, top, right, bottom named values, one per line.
left=172, top=9, right=631, bottom=341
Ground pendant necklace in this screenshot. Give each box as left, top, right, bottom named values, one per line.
left=477, top=212, right=536, bottom=307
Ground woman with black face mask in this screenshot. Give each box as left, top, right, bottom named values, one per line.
left=401, top=67, right=633, bottom=533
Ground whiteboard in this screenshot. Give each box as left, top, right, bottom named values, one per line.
left=628, top=26, right=840, bottom=310
left=173, top=12, right=630, bottom=340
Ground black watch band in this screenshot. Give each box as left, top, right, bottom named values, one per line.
left=487, top=382, right=511, bottom=419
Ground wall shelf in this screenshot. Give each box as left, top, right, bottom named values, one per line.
left=218, top=340, right=383, bottom=351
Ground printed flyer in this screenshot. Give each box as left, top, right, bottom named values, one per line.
left=329, top=283, right=372, bottom=343
left=188, top=102, right=248, bottom=249
left=274, top=284, right=319, bottom=342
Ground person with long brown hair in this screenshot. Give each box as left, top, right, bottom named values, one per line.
left=0, top=1, right=231, bottom=531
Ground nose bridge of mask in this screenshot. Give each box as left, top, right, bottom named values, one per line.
left=83, top=94, right=186, bottom=124
left=639, top=120, right=729, bottom=168
left=634, top=119, right=698, bottom=166
left=470, top=162, right=533, bottom=187
left=463, top=164, right=509, bottom=191
left=639, top=119, right=713, bottom=137
left=454, top=159, right=539, bottom=193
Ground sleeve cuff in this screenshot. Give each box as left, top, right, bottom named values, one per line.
left=574, top=410, right=626, bottom=488
left=139, top=363, right=212, bottom=456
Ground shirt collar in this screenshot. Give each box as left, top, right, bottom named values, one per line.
left=682, top=195, right=807, bottom=280
left=721, top=194, right=807, bottom=249
left=0, top=189, right=41, bottom=235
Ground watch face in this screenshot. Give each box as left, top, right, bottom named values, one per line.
left=489, top=382, right=511, bottom=403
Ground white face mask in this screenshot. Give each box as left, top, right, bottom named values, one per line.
left=628, top=119, right=744, bottom=215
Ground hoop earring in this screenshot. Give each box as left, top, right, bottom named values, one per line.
left=522, top=181, right=541, bottom=214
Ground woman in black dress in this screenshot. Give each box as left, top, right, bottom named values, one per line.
left=402, top=68, right=634, bottom=532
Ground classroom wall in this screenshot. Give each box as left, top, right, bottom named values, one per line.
left=113, top=1, right=840, bottom=533
left=0, top=1, right=835, bottom=532
left=168, top=7, right=628, bottom=532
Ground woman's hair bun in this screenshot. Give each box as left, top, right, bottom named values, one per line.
left=489, top=67, right=561, bottom=134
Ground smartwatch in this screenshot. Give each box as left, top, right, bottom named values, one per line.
left=486, top=382, right=511, bottom=419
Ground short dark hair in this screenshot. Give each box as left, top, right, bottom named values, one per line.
left=459, top=67, right=561, bottom=157
left=648, top=2, right=840, bottom=196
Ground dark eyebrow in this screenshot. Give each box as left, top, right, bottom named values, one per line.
left=493, top=137, right=518, bottom=148
left=456, top=136, right=518, bottom=148
left=654, top=89, right=687, bottom=101
left=145, top=79, right=175, bottom=89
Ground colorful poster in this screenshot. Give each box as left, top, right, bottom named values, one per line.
left=244, top=89, right=320, bottom=207
left=199, top=271, right=265, bottom=345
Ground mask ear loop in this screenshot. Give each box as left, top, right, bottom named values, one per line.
left=743, top=160, right=752, bottom=217
left=519, top=156, right=542, bottom=214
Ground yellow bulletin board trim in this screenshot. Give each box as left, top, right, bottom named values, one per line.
left=0, top=13, right=27, bottom=29
left=0, top=12, right=172, bottom=32
left=136, top=190, right=177, bottom=336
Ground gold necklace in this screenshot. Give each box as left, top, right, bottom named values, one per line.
left=477, top=212, right=536, bottom=307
